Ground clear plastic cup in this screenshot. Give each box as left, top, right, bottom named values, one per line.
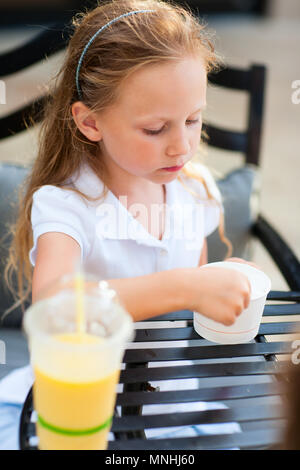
left=193, top=261, right=271, bottom=344
left=23, top=274, right=134, bottom=450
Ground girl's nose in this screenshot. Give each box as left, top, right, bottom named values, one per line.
left=166, top=128, right=191, bottom=157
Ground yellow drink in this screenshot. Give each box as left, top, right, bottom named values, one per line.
left=24, top=274, right=133, bottom=451
left=33, top=333, right=120, bottom=450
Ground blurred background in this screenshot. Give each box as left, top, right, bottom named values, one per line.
left=0, top=0, right=299, bottom=291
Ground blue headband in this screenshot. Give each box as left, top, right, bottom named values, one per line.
left=75, top=9, right=155, bottom=100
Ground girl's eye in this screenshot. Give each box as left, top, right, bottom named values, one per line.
left=143, top=119, right=200, bottom=136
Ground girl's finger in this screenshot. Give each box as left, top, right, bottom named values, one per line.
left=225, top=257, right=263, bottom=271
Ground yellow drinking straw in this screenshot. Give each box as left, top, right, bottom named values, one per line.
left=74, top=260, right=86, bottom=335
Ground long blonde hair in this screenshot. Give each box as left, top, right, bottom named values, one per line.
left=4, top=0, right=232, bottom=316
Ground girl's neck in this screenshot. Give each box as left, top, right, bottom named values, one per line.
left=106, top=173, right=163, bottom=203
left=111, top=181, right=166, bottom=206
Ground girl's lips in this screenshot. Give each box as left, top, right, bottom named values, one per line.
left=162, top=164, right=184, bottom=172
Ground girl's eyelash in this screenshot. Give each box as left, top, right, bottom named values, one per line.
left=144, top=119, right=200, bottom=136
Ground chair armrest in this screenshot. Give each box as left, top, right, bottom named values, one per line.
left=252, top=215, right=300, bottom=290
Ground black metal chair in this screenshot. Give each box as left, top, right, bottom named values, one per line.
left=1, top=23, right=300, bottom=450
left=204, top=64, right=300, bottom=290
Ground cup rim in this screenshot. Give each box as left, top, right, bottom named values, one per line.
left=203, top=261, right=271, bottom=300
left=23, top=292, right=134, bottom=351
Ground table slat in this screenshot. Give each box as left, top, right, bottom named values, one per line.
left=120, top=360, right=287, bottom=383
left=133, top=322, right=300, bottom=342
left=116, top=382, right=282, bottom=406
left=123, top=342, right=292, bottom=363
left=109, top=428, right=282, bottom=450
left=111, top=404, right=284, bottom=432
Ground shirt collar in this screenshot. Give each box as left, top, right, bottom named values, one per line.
left=71, top=162, right=180, bottom=248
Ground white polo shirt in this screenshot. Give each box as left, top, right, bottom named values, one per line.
left=29, top=161, right=222, bottom=275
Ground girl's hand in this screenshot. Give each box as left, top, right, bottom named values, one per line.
left=186, top=265, right=251, bottom=327
left=225, top=257, right=263, bottom=271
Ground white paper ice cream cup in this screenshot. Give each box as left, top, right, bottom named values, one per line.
left=193, top=261, right=271, bottom=344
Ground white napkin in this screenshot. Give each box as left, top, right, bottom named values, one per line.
left=0, top=365, right=33, bottom=404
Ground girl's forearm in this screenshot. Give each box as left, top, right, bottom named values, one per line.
left=33, top=268, right=193, bottom=322
left=108, top=268, right=192, bottom=322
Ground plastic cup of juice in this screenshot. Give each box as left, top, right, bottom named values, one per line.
left=23, top=275, right=134, bottom=450
left=193, top=261, right=271, bottom=344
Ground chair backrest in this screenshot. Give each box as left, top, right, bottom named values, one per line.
left=205, top=64, right=266, bottom=166
left=0, top=23, right=68, bottom=139
left=204, top=64, right=266, bottom=263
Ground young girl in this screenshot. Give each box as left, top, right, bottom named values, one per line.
left=2, top=0, right=256, bottom=447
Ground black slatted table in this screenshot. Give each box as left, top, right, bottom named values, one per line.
left=19, top=291, right=300, bottom=450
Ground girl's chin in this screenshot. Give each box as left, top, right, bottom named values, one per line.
left=144, top=168, right=183, bottom=185
left=156, top=169, right=182, bottom=180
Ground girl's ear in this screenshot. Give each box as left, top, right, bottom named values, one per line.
left=71, top=101, right=102, bottom=142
